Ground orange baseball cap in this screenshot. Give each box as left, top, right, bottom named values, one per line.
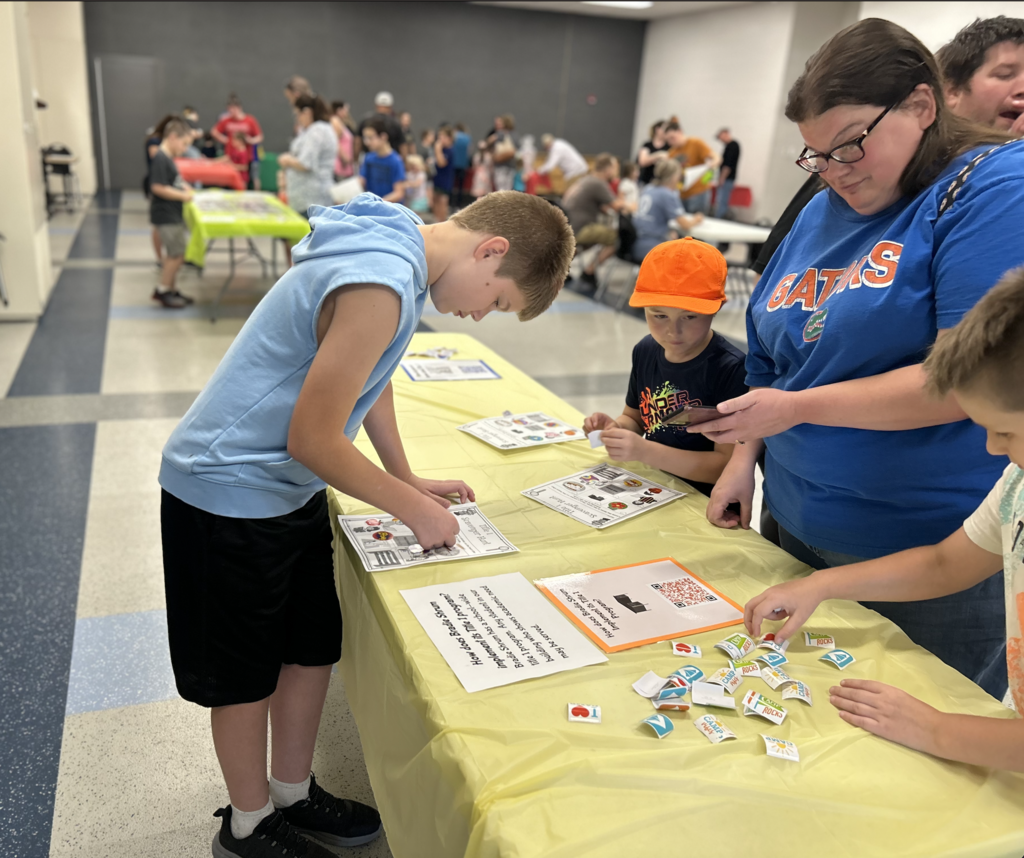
left=629, top=237, right=728, bottom=314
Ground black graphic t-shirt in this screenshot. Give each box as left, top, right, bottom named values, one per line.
left=625, top=332, right=747, bottom=496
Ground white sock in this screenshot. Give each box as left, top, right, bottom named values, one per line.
left=269, top=773, right=311, bottom=809
left=230, top=797, right=275, bottom=840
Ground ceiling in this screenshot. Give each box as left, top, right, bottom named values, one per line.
left=473, top=1, right=753, bottom=21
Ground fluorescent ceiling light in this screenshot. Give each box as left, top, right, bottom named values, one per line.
left=581, top=1, right=655, bottom=8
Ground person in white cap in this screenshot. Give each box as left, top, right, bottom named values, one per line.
left=358, top=92, right=403, bottom=165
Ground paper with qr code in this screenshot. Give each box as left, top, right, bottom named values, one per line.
left=458, top=412, right=585, bottom=450
left=521, top=466, right=684, bottom=529
left=337, top=504, right=517, bottom=571
left=400, top=358, right=501, bottom=381
left=534, top=557, right=744, bottom=652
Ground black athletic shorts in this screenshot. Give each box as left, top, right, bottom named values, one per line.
left=161, top=489, right=342, bottom=708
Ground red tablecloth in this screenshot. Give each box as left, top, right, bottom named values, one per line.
left=174, top=158, right=245, bottom=191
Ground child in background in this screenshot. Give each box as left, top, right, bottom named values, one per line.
left=618, top=162, right=640, bottom=213
left=403, top=154, right=432, bottom=215
left=744, top=267, right=1024, bottom=769
left=432, top=125, right=455, bottom=221
left=511, top=157, right=526, bottom=193
left=418, top=128, right=437, bottom=178
left=224, top=129, right=253, bottom=186
left=359, top=117, right=406, bottom=203
left=584, top=237, right=746, bottom=497
left=148, top=118, right=195, bottom=309
left=159, top=190, right=575, bottom=857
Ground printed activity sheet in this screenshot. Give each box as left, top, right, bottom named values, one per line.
left=400, top=359, right=501, bottom=381
left=338, top=503, right=517, bottom=571
left=458, top=412, right=585, bottom=450
left=400, top=571, right=608, bottom=693
left=521, top=465, right=684, bottom=528
left=535, top=557, right=745, bottom=652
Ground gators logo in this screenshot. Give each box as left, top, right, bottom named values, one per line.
left=803, top=307, right=828, bottom=342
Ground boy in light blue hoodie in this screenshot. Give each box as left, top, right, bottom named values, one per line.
left=158, top=192, right=574, bottom=858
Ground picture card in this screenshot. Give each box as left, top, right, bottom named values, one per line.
left=400, top=358, right=501, bottom=381
left=458, top=412, right=584, bottom=450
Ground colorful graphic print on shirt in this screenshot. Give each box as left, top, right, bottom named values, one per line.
left=638, top=380, right=702, bottom=436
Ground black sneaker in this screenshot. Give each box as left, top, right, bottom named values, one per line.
left=172, top=290, right=195, bottom=305
left=278, top=773, right=383, bottom=848
left=152, top=288, right=188, bottom=309
left=212, top=806, right=336, bottom=858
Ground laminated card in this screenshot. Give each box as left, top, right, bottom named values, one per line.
left=535, top=557, right=744, bottom=652
left=400, top=572, right=608, bottom=693
left=338, top=503, right=517, bottom=571
left=521, top=465, right=684, bottom=529
left=400, top=359, right=501, bottom=381
left=458, top=412, right=584, bottom=450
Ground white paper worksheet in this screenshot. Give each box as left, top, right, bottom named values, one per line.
left=400, top=359, right=501, bottom=381
left=338, top=504, right=518, bottom=571
left=521, top=465, right=684, bottom=529
left=400, top=571, right=608, bottom=692
left=458, top=412, right=585, bottom=450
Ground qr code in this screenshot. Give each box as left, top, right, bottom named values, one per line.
left=650, top=577, right=719, bottom=609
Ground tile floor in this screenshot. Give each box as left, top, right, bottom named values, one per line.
left=0, top=191, right=761, bottom=858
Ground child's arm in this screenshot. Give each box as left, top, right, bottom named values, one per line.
left=288, top=284, right=462, bottom=548
left=745, top=527, right=1003, bottom=641
left=829, top=679, right=1024, bottom=771
left=434, top=141, right=448, bottom=169
left=383, top=181, right=406, bottom=203
left=150, top=183, right=194, bottom=202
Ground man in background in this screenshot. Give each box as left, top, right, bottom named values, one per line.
left=713, top=128, right=740, bottom=219
left=537, top=133, right=589, bottom=185
left=563, top=154, right=628, bottom=289
left=664, top=121, right=720, bottom=215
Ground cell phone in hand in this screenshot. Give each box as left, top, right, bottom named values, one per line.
left=662, top=404, right=721, bottom=427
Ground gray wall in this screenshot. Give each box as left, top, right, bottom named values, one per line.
left=83, top=1, right=646, bottom=189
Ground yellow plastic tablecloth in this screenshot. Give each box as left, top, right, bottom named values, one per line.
left=329, top=332, right=1024, bottom=858
left=183, top=190, right=310, bottom=268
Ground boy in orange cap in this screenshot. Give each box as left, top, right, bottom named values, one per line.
left=583, top=237, right=746, bottom=496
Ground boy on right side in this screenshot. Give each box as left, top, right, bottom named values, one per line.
left=584, top=237, right=747, bottom=497
left=745, top=267, right=1024, bottom=770
left=149, top=118, right=195, bottom=309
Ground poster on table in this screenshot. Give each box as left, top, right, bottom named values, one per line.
left=535, top=558, right=744, bottom=652
left=521, top=464, right=684, bottom=528
left=400, top=571, right=609, bottom=693
left=338, top=503, right=517, bottom=571
left=458, top=412, right=585, bottom=450
left=400, top=359, right=501, bottom=381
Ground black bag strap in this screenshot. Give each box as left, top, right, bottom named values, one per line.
left=937, top=139, right=1021, bottom=218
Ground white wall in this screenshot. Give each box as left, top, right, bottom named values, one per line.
left=26, top=1, right=96, bottom=195
left=860, top=1, right=1024, bottom=51
left=632, top=1, right=796, bottom=222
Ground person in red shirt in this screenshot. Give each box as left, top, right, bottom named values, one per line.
left=212, top=95, right=264, bottom=154
left=223, top=129, right=253, bottom=186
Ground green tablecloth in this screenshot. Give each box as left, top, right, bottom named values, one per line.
left=183, top=190, right=310, bottom=268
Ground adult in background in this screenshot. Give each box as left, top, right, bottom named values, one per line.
left=536, top=133, right=589, bottom=187
left=398, top=112, right=416, bottom=157
left=631, top=160, right=704, bottom=263
left=278, top=95, right=337, bottom=218
left=212, top=95, right=264, bottom=188
left=713, top=128, right=740, bottom=219
left=562, top=153, right=629, bottom=288
left=665, top=121, right=720, bottom=215
left=358, top=92, right=404, bottom=164
left=702, top=18, right=1024, bottom=699
left=283, top=75, right=313, bottom=105
left=330, top=101, right=356, bottom=179
left=637, top=120, right=670, bottom=185
left=451, top=124, right=472, bottom=209
left=486, top=114, right=518, bottom=192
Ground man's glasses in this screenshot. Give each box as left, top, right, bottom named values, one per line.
left=795, top=102, right=897, bottom=173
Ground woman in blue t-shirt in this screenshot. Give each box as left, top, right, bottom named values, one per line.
left=701, top=18, right=1023, bottom=697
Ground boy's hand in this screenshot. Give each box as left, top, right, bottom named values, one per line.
left=601, top=427, right=646, bottom=463
left=706, top=460, right=754, bottom=529
left=583, top=412, right=617, bottom=433
left=744, top=575, right=827, bottom=641
left=408, top=475, right=475, bottom=509
left=406, top=500, right=461, bottom=550
left=830, top=680, right=941, bottom=755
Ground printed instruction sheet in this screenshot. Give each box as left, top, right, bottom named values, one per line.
left=400, top=572, right=609, bottom=693
left=522, top=465, right=684, bottom=528
left=458, top=412, right=585, bottom=450
left=535, top=558, right=744, bottom=652
left=338, top=503, right=517, bottom=571
left=400, top=359, right=501, bottom=381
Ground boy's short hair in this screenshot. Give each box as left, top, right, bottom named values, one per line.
left=162, top=118, right=192, bottom=140
left=438, top=124, right=454, bottom=139
left=936, top=16, right=1024, bottom=91
left=925, top=266, right=1024, bottom=409
left=654, top=159, right=681, bottom=183
left=593, top=153, right=617, bottom=173
left=450, top=191, right=575, bottom=322
left=364, top=116, right=390, bottom=141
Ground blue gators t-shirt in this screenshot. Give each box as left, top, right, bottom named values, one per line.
left=159, top=194, right=427, bottom=518
left=361, top=151, right=406, bottom=198
left=747, top=142, right=1024, bottom=557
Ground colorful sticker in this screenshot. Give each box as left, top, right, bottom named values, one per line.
left=691, top=682, right=737, bottom=709
left=756, top=634, right=790, bottom=655
left=729, top=659, right=762, bottom=677
left=781, top=682, right=813, bottom=706
left=671, top=641, right=703, bottom=657
left=694, top=714, right=737, bottom=744
left=651, top=699, right=690, bottom=712
left=804, top=632, right=836, bottom=649
left=760, top=666, right=796, bottom=691
left=819, top=648, right=856, bottom=670
left=705, top=667, right=743, bottom=694
left=371, top=531, right=393, bottom=541
left=754, top=651, right=789, bottom=669
left=642, top=713, right=675, bottom=739
left=655, top=685, right=689, bottom=701
left=567, top=703, right=601, bottom=723
left=673, top=665, right=705, bottom=685
left=563, top=481, right=585, bottom=492
left=714, top=633, right=755, bottom=660
left=365, top=519, right=380, bottom=527
left=608, top=502, right=628, bottom=510
left=762, top=734, right=800, bottom=762
left=623, top=479, right=643, bottom=488
left=742, top=690, right=788, bottom=725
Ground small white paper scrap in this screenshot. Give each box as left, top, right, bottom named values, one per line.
left=691, top=681, right=737, bottom=709
left=588, top=430, right=604, bottom=448
left=632, top=671, right=670, bottom=699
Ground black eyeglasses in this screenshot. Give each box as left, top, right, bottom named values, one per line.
left=795, top=102, right=897, bottom=173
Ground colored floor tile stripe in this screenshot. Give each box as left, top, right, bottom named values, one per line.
left=0, top=423, right=96, bottom=858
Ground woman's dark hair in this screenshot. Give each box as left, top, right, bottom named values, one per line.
left=294, top=94, right=331, bottom=123
left=649, top=120, right=666, bottom=138
left=786, top=18, right=1011, bottom=198
left=150, top=114, right=178, bottom=139
left=330, top=100, right=348, bottom=113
